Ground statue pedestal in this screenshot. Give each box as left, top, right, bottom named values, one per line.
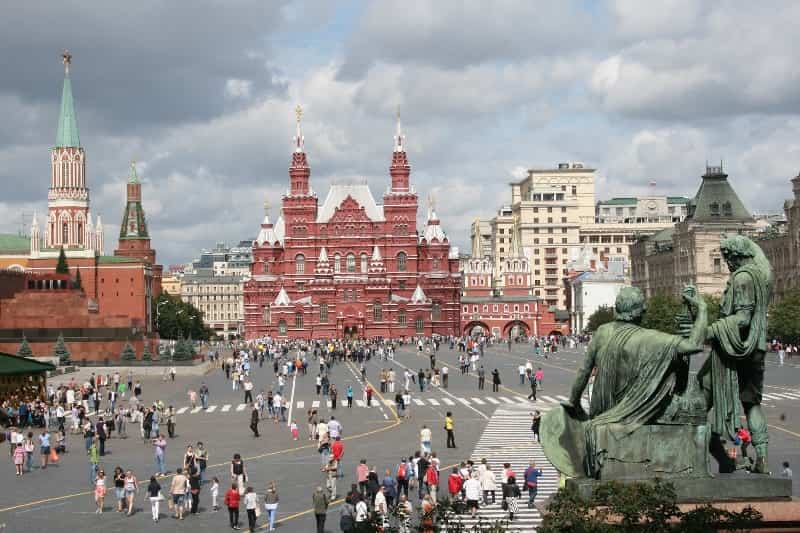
left=594, top=423, right=710, bottom=479
left=567, top=475, right=792, bottom=503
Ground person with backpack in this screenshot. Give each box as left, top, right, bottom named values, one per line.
left=447, top=467, right=463, bottom=501
left=339, top=493, right=356, bottom=532
left=381, top=468, right=397, bottom=508
left=425, top=459, right=439, bottom=503
left=396, top=458, right=409, bottom=498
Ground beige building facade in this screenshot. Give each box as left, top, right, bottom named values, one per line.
left=756, top=173, right=800, bottom=302
left=181, top=274, right=244, bottom=338
left=631, top=166, right=759, bottom=298
left=160, top=274, right=182, bottom=296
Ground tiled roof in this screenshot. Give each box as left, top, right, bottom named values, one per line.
left=599, top=197, right=637, bottom=205
left=56, top=74, right=80, bottom=147
left=0, top=234, right=30, bottom=253
left=98, top=255, right=140, bottom=264
left=316, top=184, right=384, bottom=223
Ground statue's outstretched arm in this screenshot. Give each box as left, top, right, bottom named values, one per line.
left=567, top=336, right=596, bottom=406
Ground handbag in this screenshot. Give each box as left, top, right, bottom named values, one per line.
left=49, top=448, right=59, bottom=463
left=255, top=505, right=262, bottom=518
left=502, top=499, right=508, bottom=511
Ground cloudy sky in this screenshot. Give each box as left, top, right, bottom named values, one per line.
left=2, top=1, right=799, bottom=265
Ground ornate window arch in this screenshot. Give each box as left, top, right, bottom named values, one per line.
left=334, top=254, right=341, bottom=273
left=397, top=251, right=407, bottom=272
left=295, top=312, right=303, bottom=329
left=373, top=300, right=382, bottom=322
left=278, top=320, right=287, bottom=334
left=346, top=253, right=356, bottom=273
left=295, top=254, right=305, bottom=274
left=397, top=309, right=406, bottom=326
left=319, top=302, right=328, bottom=323
left=360, top=253, right=368, bottom=273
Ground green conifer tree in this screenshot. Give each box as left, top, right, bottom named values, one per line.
left=55, top=247, right=69, bottom=274
left=52, top=333, right=71, bottom=365
left=16, top=336, right=34, bottom=358
left=141, top=343, right=153, bottom=361
left=120, top=342, right=137, bottom=361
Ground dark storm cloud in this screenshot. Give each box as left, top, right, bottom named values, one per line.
left=0, top=1, right=291, bottom=136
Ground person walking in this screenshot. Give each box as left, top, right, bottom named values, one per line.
left=312, top=485, right=329, bottom=533
left=225, top=483, right=241, bottom=530
left=147, top=475, right=162, bottom=522
left=153, top=434, right=167, bottom=476
left=124, top=469, right=138, bottom=515
left=346, top=385, right=353, bottom=408
left=445, top=412, right=456, bottom=449
left=481, top=464, right=497, bottom=504
left=491, top=369, right=501, bottom=393
left=502, top=476, right=521, bottom=521
left=264, top=481, right=279, bottom=532
left=170, top=467, right=188, bottom=520
left=244, top=486, right=258, bottom=532
left=477, top=366, right=486, bottom=390
left=531, top=411, right=541, bottom=442
left=199, top=382, right=210, bottom=409
left=420, top=425, right=432, bottom=454
left=527, top=375, right=538, bottom=401
left=196, top=441, right=209, bottom=483
left=87, top=438, right=100, bottom=487
left=231, top=453, right=247, bottom=495
left=464, top=472, right=481, bottom=517
left=523, top=461, right=543, bottom=508
left=94, top=469, right=107, bottom=513
left=250, top=404, right=260, bottom=438
left=189, top=466, right=201, bottom=514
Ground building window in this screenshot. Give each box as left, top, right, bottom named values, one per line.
left=346, top=253, right=356, bottom=273
left=77, top=223, right=83, bottom=244
left=483, top=305, right=488, bottom=312
left=398, top=280, right=406, bottom=290
left=397, top=252, right=407, bottom=271
left=373, top=301, right=382, bottom=322
left=278, top=320, right=287, bottom=334
left=361, top=253, right=368, bottom=273
left=334, top=254, right=341, bottom=273
left=504, top=304, right=509, bottom=312
left=524, top=304, right=529, bottom=312
left=432, top=258, right=439, bottom=270
left=295, top=312, right=303, bottom=329
left=62, top=222, right=68, bottom=244
left=398, top=309, right=406, bottom=326
left=319, top=302, right=328, bottom=323
left=295, top=254, right=305, bottom=274
left=463, top=305, right=469, bottom=313
left=415, top=317, right=424, bottom=333
left=493, top=305, right=498, bottom=312
left=713, top=257, right=722, bottom=273
left=262, top=306, right=270, bottom=324
left=432, top=302, right=441, bottom=322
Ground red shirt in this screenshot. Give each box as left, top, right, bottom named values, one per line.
left=332, top=440, right=344, bottom=460
left=224, top=489, right=240, bottom=509
left=447, top=473, right=463, bottom=495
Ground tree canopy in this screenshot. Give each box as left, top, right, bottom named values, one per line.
left=641, top=292, right=683, bottom=334
left=52, top=333, right=71, bottom=365
left=586, top=305, right=615, bottom=332
left=769, top=288, right=800, bottom=344
left=16, top=336, right=33, bottom=358
left=153, top=293, right=209, bottom=340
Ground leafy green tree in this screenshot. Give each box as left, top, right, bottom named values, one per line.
left=73, top=267, right=82, bottom=290
left=55, top=247, right=69, bottom=274
left=152, top=293, right=209, bottom=340
left=769, top=288, right=800, bottom=344
left=586, top=305, right=615, bottom=332
left=52, top=333, right=71, bottom=365
left=141, top=343, right=153, bottom=361
left=641, top=292, right=683, bottom=334
left=120, top=342, right=137, bottom=361
left=16, top=336, right=33, bottom=358
left=172, top=338, right=193, bottom=361
left=540, top=479, right=762, bottom=532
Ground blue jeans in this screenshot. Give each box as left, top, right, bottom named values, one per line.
left=266, top=506, right=277, bottom=530
left=88, top=462, right=97, bottom=486
left=201, top=394, right=208, bottom=409
left=155, top=454, right=166, bottom=475
left=528, top=486, right=537, bottom=506
left=25, top=452, right=33, bottom=472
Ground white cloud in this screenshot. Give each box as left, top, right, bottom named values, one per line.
left=224, top=79, right=253, bottom=100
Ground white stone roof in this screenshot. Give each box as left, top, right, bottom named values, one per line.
left=273, top=287, right=291, bottom=306
left=371, top=245, right=382, bottom=261
left=316, top=184, right=384, bottom=223
left=448, top=246, right=459, bottom=259
left=256, top=214, right=280, bottom=246
left=410, top=284, right=428, bottom=304
left=274, top=216, right=285, bottom=244
left=318, top=246, right=329, bottom=262
left=422, top=214, right=448, bottom=243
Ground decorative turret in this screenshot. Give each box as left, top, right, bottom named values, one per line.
left=95, top=216, right=104, bottom=254
left=273, top=286, right=291, bottom=306
left=369, top=245, right=386, bottom=275
left=289, top=105, right=311, bottom=196
left=315, top=246, right=332, bottom=275
left=410, top=284, right=429, bottom=304
left=115, top=161, right=155, bottom=264
left=255, top=202, right=280, bottom=247
left=390, top=109, right=410, bottom=193
left=30, top=212, right=40, bottom=256
left=422, top=194, right=448, bottom=243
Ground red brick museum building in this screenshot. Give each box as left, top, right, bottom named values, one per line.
left=243, top=113, right=462, bottom=340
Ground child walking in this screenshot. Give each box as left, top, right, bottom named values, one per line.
left=290, top=421, right=299, bottom=440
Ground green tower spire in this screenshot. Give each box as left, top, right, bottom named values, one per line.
left=55, top=50, right=80, bottom=148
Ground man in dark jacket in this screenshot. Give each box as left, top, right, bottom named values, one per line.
left=313, top=485, right=329, bottom=533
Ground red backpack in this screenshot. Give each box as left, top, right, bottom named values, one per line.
left=397, top=463, right=406, bottom=479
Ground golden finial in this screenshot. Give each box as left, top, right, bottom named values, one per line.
left=295, top=104, right=303, bottom=124
left=61, top=49, right=72, bottom=74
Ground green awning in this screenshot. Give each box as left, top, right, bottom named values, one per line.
left=0, top=352, right=56, bottom=376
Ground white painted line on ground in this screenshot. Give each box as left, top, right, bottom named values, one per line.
left=311, top=400, right=320, bottom=408
left=176, top=407, right=189, bottom=414
left=286, top=371, right=297, bottom=428
left=442, top=398, right=455, bottom=405
left=470, top=397, right=486, bottom=405
left=485, top=397, right=501, bottom=405
left=297, top=401, right=305, bottom=409
left=221, top=404, right=231, bottom=412
left=191, top=406, right=202, bottom=414
left=458, top=398, right=471, bottom=406
left=206, top=405, right=217, bottom=413
left=326, top=401, right=332, bottom=408
left=498, top=396, right=514, bottom=404
left=428, top=399, right=440, bottom=406
left=383, top=399, right=395, bottom=406
left=236, top=403, right=247, bottom=411
left=556, top=395, right=569, bottom=402
left=541, top=395, right=559, bottom=404
left=356, top=399, right=366, bottom=407
left=413, top=398, right=425, bottom=406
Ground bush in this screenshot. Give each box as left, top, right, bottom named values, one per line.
left=141, top=344, right=152, bottom=361
left=586, top=305, right=615, bottom=332
left=539, top=479, right=763, bottom=532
